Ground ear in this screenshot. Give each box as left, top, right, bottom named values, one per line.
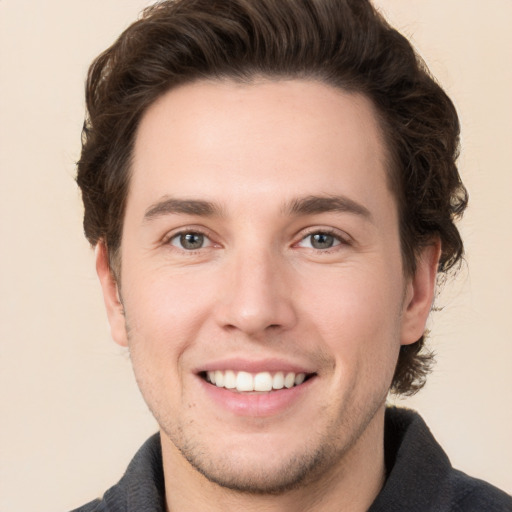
left=400, top=240, right=441, bottom=346
left=95, top=241, right=128, bottom=347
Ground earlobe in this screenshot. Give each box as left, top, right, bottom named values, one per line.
left=400, top=240, right=442, bottom=346
left=95, top=241, right=129, bottom=347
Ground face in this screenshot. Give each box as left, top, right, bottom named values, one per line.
left=98, top=79, right=437, bottom=494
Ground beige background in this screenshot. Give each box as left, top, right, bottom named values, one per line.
left=0, top=1, right=511, bottom=511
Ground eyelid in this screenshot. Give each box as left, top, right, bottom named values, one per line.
left=170, top=232, right=213, bottom=249
left=163, top=226, right=219, bottom=250
left=294, top=227, right=352, bottom=249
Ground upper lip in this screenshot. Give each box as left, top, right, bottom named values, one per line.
left=195, top=358, right=317, bottom=375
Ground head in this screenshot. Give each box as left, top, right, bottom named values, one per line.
left=78, top=1, right=470, bottom=497
left=77, top=0, right=467, bottom=397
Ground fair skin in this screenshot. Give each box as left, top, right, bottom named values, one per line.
left=96, top=79, right=440, bottom=512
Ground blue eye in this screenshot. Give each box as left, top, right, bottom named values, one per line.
left=299, top=232, right=341, bottom=250
left=170, top=232, right=210, bottom=250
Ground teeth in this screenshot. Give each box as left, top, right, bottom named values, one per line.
left=294, top=373, right=306, bottom=385
left=214, top=370, right=224, bottom=387
left=224, top=370, right=236, bottom=389
left=205, top=370, right=308, bottom=392
left=236, top=371, right=254, bottom=391
left=254, top=372, right=273, bottom=391
left=272, top=371, right=284, bottom=390
left=284, top=372, right=295, bottom=389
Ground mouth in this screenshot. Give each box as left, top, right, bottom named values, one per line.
left=200, top=370, right=316, bottom=393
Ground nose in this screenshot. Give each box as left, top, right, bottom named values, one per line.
left=214, top=248, right=298, bottom=336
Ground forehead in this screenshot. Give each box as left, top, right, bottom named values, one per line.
left=130, top=79, right=393, bottom=216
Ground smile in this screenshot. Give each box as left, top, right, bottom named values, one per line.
left=204, top=370, right=311, bottom=392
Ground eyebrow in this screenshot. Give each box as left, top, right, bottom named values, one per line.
left=143, top=197, right=223, bottom=221
left=143, top=194, right=372, bottom=222
left=284, top=195, right=372, bottom=220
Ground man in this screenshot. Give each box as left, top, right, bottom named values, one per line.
left=72, top=0, right=512, bottom=510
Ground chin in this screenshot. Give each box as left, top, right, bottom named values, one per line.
left=179, top=438, right=339, bottom=495
left=161, top=421, right=348, bottom=495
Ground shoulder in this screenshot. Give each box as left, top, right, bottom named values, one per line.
left=66, top=433, right=164, bottom=512
left=444, top=469, right=512, bottom=512
left=71, top=500, right=105, bottom=512
left=68, top=499, right=104, bottom=512
left=370, top=408, right=512, bottom=512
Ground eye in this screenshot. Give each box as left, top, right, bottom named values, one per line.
left=298, top=231, right=342, bottom=250
left=169, top=232, right=212, bottom=250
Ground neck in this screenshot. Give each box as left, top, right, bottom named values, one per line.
left=161, top=406, right=387, bottom=512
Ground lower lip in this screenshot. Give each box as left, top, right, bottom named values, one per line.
left=198, top=376, right=315, bottom=417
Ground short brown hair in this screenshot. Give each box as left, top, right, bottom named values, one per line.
left=77, top=0, right=468, bottom=395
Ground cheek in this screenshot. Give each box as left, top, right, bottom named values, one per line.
left=300, top=266, right=403, bottom=373
left=119, top=269, right=211, bottom=375
left=123, top=263, right=209, bottom=325
left=120, top=276, right=201, bottom=410
left=302, top=264, right=402, bottom=328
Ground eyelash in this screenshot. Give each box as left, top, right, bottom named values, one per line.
left=296, top=228, right=351, bottom=252
left=164, top=228, right=215, bottom=252
left=163, top=227, right=351, bottom=254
